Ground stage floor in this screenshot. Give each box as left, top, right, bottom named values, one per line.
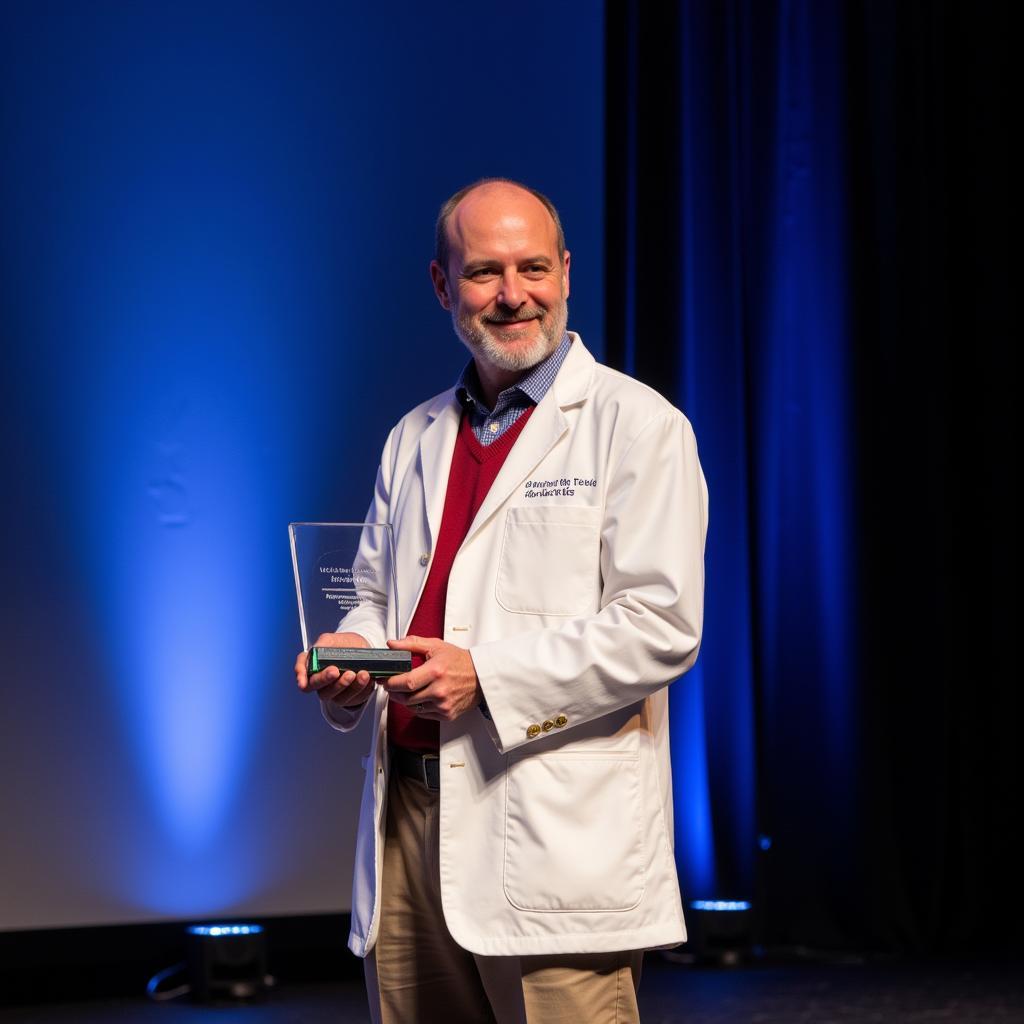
left=2, top=955, right=1022, bottom=1022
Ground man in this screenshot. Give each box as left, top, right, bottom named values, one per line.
left=294, top=179, right=708, bottom=1023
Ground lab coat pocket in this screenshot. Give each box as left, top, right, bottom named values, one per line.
left=496, top=505, right=602, bottom=616
left=503, top=751, right=645, bottom=912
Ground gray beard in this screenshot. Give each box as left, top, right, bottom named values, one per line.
left=453, top=299, right=569, bottom=373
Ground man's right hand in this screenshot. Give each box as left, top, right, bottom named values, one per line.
left=294, top=632, right=374, bottom=708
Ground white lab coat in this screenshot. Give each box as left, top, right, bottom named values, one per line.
left=325, top=335, right=708, bottom=958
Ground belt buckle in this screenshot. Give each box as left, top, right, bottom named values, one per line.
left=421, top=753, right=440, bottom=791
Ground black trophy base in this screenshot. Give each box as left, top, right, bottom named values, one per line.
left=309, top=646, right=411, bottom=677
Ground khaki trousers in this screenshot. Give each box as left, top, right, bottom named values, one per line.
left=366, top=770, right=643, bottom=1024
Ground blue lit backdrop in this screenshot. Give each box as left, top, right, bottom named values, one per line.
left=0, top=1, right=604, bottom=928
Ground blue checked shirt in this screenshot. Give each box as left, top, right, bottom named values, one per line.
left=455, top=334, right=572, bottom=444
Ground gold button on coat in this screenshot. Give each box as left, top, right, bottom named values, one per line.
left=526, top=724, right=541, bottom=739
left=554, top=714, right=568, bottom=728
left=541, top=720, right=554, bottom=732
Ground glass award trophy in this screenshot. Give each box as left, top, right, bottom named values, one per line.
left=288, top=521, right=411, bottom=677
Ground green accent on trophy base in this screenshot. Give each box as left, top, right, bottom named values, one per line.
left=310, top=647, right=411, bottom=677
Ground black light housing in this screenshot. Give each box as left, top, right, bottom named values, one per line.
left=685, top=900, right=754, bottom=965
left=185, top=924, right=268, bottom=1001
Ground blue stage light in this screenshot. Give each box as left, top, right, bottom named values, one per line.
left=187, top=924, right=263, bottom=937
left=690, top=899, right=751, bottom=912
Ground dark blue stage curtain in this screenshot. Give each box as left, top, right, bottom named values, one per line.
left=609, top=0, right=1017, bottom=955
left=607, top=0, right=860, bottom=945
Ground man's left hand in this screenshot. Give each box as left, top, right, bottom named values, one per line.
left=379, top=636, right=481, bottom=722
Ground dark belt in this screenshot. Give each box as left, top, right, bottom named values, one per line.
left=391, top=745, right=440, bottom=792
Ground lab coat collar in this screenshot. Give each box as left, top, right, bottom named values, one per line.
left=417, top=333, right=596, bottom=552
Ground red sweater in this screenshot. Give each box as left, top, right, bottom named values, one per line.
left=389, top=407, right=535, bottom=752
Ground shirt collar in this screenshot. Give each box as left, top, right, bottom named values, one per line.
left=456, top=333, right=572, bottom=415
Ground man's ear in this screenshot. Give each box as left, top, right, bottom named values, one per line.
left=562, top=249, right=571, bottom=299
left=430, top=260, right=452, bottom=311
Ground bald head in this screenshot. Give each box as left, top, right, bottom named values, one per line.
left=435, top=178, right=565, bottom=276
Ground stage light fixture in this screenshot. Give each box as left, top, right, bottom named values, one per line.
left=185, top=922, right=269, bottom=1001
left=690, top=899, right=751, bottom=912
left=684, top=899, right=754, bottom=965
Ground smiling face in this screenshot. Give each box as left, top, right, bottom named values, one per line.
left=430, top=182, right=570, bottom=403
